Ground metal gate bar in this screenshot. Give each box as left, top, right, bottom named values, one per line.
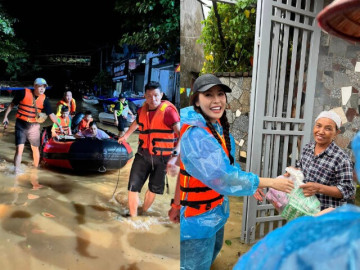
left=241, top=0, right=323, bottom=244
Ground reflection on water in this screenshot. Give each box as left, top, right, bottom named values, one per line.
left=0, top=97, right=179, bottom=270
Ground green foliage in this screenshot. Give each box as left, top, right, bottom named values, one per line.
left=0, top=6, right=28, bottom=79
left=198, top=0, right=256, bottom=74
left=114, top=0, right=179, bottom=60
left=92, top=70, right=113, bottom=91
left=225, top=239, right=232, bottom=246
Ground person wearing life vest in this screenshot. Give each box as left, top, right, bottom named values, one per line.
left=114, top=93, right=134, bottom=137
left=77, top=110, right=93, bottom=132
left=118, top=81, right=180, bottom=217
left=2, top=78, right=62, bottom=174
left=171, top=74, right=294, bottom=270
left=56, top=90, right=76, bottom=117
left=75, top=121, right=110, bottom=140
left=51, top=105, right=72, bottom=140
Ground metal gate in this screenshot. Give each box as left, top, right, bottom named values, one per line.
left=241, top=0, right=324, bottom=244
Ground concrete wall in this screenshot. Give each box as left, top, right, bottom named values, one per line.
left=180, top=0, right=205, bottom=107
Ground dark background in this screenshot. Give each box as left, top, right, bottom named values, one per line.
left=1, top=0, right=121, bottom=97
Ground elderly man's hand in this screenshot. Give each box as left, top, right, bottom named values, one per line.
left=300, top=182, right=320, bottom=197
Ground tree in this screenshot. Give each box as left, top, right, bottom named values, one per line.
left=0, top=5, right=28, bottom=79
left=92, top=70, right=113, bottom=95
left=198, top=0, right=256, bottom=74
left=114, top=0, right=179, bottom=60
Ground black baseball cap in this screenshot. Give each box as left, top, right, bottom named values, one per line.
left=193, top=74, right=232, bottom=93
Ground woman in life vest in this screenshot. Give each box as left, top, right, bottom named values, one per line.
left=177, top=74, right=294, bottom=270
left=56, top=90, right=76, bottom=117
left=52, top=105, right=72, bottom=140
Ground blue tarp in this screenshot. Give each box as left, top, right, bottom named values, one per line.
left=234, top=204, right=360, bottom=270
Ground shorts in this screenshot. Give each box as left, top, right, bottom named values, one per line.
left=15, top=119, right=41, bottom=147
left=116, top=115, right=127, bottom=132
left=128, top=148, right=170, bottom=194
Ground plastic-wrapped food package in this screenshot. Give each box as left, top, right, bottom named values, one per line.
left=265, top=167, right=321, bottom=220
left=281, top=168, right=320, bottom=221
left=281, top=188, right=321, bottom=221
left=233, top=204, right=360, bottom=270
left=265, top=176, right=290, bottom=213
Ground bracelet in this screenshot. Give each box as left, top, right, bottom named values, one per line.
left=170, top=199, right=181, bottom=210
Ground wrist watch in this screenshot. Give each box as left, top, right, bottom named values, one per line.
left=170, top=198, right=181, bottom=210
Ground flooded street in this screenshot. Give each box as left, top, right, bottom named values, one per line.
left=0, top=96, right=180, bottom=270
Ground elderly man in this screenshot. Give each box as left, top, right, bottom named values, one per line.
left=118, top=81, right=180, bottom=217
left=295, top=110, right=355, bottom=209
left=2, top=78, right=62, bottom=174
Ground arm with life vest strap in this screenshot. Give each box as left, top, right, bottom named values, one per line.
left=180, top=126, right=259, bottom=196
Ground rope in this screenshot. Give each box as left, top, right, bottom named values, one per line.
left=110, top=160, right=122, bottom=202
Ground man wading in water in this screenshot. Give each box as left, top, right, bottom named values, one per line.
left=2, top=78, right=61, bottom=174
left=118, top=81, right=180, bottom=217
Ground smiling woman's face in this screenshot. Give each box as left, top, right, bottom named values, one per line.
left=313, top=117, right=339, bottom=148
left=195, top=85, right=226, bottom=123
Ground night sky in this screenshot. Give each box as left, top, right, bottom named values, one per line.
left=1, top=0, right=122, bottom=96
left=2, top=0, right=119, bottom=53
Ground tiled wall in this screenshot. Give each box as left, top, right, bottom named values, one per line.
left=316, top=31, right=360, bottom=159
left=217, top=74, right=252, bottom=163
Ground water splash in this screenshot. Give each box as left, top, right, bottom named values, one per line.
left=116, top=215, right=172, bottom=230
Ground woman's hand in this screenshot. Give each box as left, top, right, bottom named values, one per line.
left=271, top=178, right=294, bottom=193
left=253, top=188, right=265, bottom=201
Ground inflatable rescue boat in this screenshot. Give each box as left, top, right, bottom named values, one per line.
left=40, top=127, right=133, bottom=172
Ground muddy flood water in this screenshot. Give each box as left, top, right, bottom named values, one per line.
left=0, top=96, right=180, bottom=270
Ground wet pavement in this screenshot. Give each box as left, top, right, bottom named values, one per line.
left=0, top=96, right=180, bottom=270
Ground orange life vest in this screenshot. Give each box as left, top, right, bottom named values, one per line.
left=137, top=100, right=178, bottom=156
left=16, top=88, right=46, bottom=123
left=78, top=118, right=92, bottom=131
left=53, top=116, right=71, bottom=135
left=180, top=123, right=229, bottom=218
left=56, top=99, right=76, bottom=115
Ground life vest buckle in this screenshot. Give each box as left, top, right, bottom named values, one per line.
left=205, top=203, right=211, bottom=210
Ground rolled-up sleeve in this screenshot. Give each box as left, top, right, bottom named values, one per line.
left=180, top=126, right=259, bottom=196
left=336, top=159, right=355, bottom=200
